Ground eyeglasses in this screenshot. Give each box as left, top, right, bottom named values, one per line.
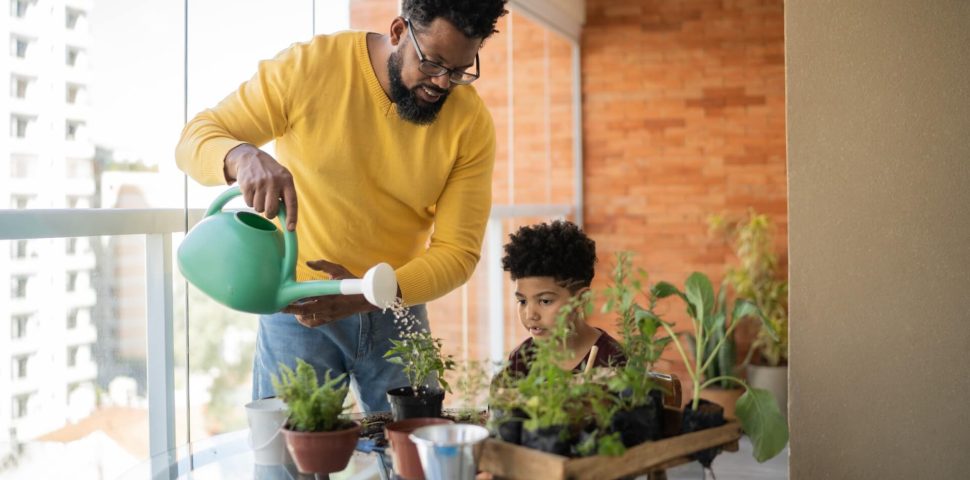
left=405, top=18, right=480, bottom=85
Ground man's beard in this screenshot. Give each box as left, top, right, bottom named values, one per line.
left=387, top=50, right=449, bottom=125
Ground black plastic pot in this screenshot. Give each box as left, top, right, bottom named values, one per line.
left=386, top=386, right=444, bottom=422
left=680, top=399, right=727, bottom=468
left=521, top=425, right=573, bottom=456
left=610, top=389, right=664, bottom=447
left=488, top=407, right=526, bottom=445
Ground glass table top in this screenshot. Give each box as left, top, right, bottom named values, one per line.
left=116, top=430, right=384, bottom=480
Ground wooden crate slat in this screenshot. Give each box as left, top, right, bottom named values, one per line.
left=479, top=420, right=741, bottom=480
left=565, top=421, right=741, bottom=479
left=480, top=437, right=567, bottom=479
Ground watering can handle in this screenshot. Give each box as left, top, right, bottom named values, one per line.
left=205, top=186, right=300, bottom=285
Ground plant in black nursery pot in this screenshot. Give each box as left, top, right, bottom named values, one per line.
left=601, top=252, right=670, bottom=447
left=384, top=302, right=456, bottom=421
left=515, top=292, right=626, bottom=457
left=652, top=272, right=789, bottom=470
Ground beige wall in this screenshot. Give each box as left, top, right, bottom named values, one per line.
left=787, top=1, right=970, bottom=478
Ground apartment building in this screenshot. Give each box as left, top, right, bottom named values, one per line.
left=1, top=0, right=98, bottom=450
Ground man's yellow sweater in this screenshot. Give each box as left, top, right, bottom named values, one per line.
left=175, top=31, right=495, bottom=305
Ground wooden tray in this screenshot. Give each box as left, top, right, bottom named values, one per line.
left=478, top=407, right=741, bottom=480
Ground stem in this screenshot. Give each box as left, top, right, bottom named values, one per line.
left=695, top=322, right=705, bottom=391
left=699, top=376, right=748, bottom=392
left=740, top=337, right=760, bottom=368
left=699, top=312, right=746, bottom=374
left=661, top=321, right=698, bottom=409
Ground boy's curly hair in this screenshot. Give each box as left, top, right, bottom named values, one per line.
left=501, top=220, right=597, bottom=292
left=402, top=0, right=508, bottom=39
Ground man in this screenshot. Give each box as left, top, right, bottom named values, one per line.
left=175, top=0, right=508, bottom=412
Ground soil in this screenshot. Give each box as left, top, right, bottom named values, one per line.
left=354, top=408, right=487, bottom=448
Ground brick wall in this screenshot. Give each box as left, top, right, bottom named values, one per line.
left=582, top=0, right=787, bottom=381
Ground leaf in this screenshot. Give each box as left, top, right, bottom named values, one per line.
left=685, top=272, right=715, bottom=328
left=634, top=306, right=661, bottom=337
left=733, top=298, right=776, bottom=340
left=735, top=388, right=789, bottom=462
left=385, top=356, right=405, bottom=366
left=651, top=281, right=682, bottom=299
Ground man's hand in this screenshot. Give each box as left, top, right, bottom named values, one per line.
left=224, top=143, right=298, bottom=231
left=282, top=260, right=378, bottom=327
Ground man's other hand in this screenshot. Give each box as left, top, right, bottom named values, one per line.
left=282, top=259, right=378, bottom=327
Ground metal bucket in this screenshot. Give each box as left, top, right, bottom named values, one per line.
left=409, top=424, right=489, bottom=480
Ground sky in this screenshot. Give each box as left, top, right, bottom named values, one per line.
left=89, top=0, right=350, bottom=173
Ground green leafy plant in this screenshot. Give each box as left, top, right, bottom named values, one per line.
left=384, top=330, right=456, bottom=393
left=510, top=292, right=626, bottom=456
left=516, top=293, right=588, bottom=431
left=710, top=211, right=789, bottom=366
left=601, top=252, right=670, bottom=408
left=683, top=276, right=739, bottom=390
left=271, top=358, right=352, bottom=432
left=452, top=360, right=490, bottom=422
left=576, top=429, right=626, bottom=457
left=652, top=272, right=789, bottom=462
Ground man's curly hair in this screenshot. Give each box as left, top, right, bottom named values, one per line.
left=501, top=220, right=597, bottom=292
left=402, top=0, right=508, bottom=40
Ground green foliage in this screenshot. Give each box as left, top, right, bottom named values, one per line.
left=595, top=431, right=627, bottom=456
left=735, top=388, right=789, bottom=462
left=653, top=272, right=788, bottom=462
left=173, top=280, right=255, bottom=432
left=512, top=292, right=624, bottom=433
left=710, top=212, right=789, bottom=366
left=271, top=359, right=351, bottom=432
left=517, top=293, right=587, bottom=431
left=452, top=360, right=490, bottom=420
left=601, top=252, right=669, bottom=408
left=575, top=430, right=627, bottom=457
left=384, top=330, right=456, bottom=393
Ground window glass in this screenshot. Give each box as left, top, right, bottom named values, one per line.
left=181, top=0, right=319, bottom=445
left=0, top=235, right=150, bottom=478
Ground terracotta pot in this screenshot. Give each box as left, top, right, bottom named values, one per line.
left=748, top=364, right=788, bottom=418
left=699, top=386, right=744, bottom=419
left=385, top=417, right=455, bottom=480
left=281, top=421, right=361, bottom=474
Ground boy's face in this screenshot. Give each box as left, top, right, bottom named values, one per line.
left=514, top=277, right=584, bottom=338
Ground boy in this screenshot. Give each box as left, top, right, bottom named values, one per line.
left=500, top=220, right=625, bottom=378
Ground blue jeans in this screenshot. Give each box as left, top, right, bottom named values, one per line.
left=252, top=304, right=428, bottom=412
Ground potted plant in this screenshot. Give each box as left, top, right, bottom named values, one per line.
left=504, top=292, right=626, bottom=458
left=684, top=276, right=745, bottom=419
left=711, top=211, right=789, bottom=416
left=271, top=358, right=360, bottom=474
left=651, top=272, right=789, bottom=468
left=601, top=252, right=670, bottom=447
left=452, top=360, right=490, bottom=423
left=486, top=371, right=528, bottom=445
left=384, top=326, right=456, bottom=421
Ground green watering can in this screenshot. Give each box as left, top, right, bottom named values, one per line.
left=177, top=186, right=398, bottom=314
